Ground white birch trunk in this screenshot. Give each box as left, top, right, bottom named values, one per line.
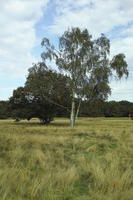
left=70, top=90, right=75, bottom=128
left=75, top=100, right=81, bottom=121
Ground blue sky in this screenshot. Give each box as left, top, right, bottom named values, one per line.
left=0, top=0, right=133, bottom=101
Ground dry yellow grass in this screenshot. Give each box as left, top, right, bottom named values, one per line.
left=0, top=117, right=133, bottom=199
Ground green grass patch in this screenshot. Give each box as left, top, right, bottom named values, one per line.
left=0, top=118, right=133, bottom=199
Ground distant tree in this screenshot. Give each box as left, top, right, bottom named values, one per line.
left=0, top=101, right=10, bottom=119
left=103, top=101, right=120, bottom=117
left=79, top=100, right=133, bottom=118
left=118, top=101, right=133, bottom=117
left=41, top=27, right=128, bottom=127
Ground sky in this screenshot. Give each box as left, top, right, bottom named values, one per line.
left=0, top=0, right=133, bottom=101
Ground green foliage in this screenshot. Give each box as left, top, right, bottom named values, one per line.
left=111, top=54, right=128, bottom=79
left=26, top=62, right=71, bottom=109
left=0, top=118, right=133, bottom=199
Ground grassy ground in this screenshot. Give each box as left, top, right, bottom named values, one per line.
left=0, top=118, right=133, bottom=200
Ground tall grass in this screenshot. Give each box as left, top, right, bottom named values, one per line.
left=0, top=118, right=133, bottom=199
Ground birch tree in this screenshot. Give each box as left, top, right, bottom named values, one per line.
left=41, top=27, right=128, bottom=127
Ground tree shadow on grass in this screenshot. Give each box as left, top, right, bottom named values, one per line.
left=14, top=122, right=42, bottom=126
left=10, top=120, right=70, bottom=128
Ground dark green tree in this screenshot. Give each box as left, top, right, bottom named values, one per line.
left=25, top=62, right=71, bottom=123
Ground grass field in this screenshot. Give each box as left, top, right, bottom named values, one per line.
left=0, top=118, right=133, bottom=200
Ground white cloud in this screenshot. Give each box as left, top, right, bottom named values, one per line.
left=0, top=0, right=48, bottom=77
left=50, top=0, right=133, bottom=36
left=109, top=80, right=133, bottom=101
left=0, top=87, right=15, bottom=100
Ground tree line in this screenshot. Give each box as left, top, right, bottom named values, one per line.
left=0, top=27, right=129, bottom=126
left=1, top=99, right=133, bottom=120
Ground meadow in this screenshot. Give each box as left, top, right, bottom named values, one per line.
left=0, top=117, right=133, bottom=200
